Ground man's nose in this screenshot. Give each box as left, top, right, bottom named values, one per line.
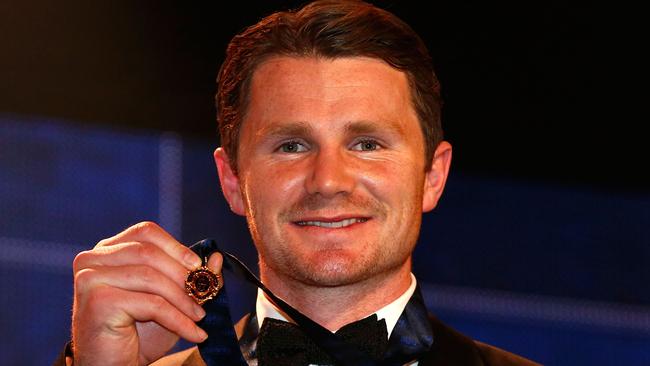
left=305, top=148, right=355, bottom=197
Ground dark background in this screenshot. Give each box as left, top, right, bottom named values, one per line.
left=1, top=1, right=648, bottom=365
left=1, top=1, right=646, bottom=190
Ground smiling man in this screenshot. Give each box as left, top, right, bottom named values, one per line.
left=58, top=1, right=538, bottom=365
left=219, top=57, right=435, bottom=326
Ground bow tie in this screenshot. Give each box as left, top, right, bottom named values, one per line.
left=257, top=314, right=389, bottom=365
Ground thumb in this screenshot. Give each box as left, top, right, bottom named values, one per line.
left=206, top=252, right=224, bottom=275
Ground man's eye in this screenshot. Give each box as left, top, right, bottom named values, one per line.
left=279, top=141, right=307, bottom=153
left=351, top=139, right=380, bottom=151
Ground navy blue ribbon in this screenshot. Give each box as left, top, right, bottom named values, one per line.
left=191, top=239, right=247, bottom=366
left=383, top=288, right=434, bottom=365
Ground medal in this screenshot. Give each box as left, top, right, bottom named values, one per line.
left=186, top=257, right=222, bottom=305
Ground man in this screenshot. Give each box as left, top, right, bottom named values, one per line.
left=57, top=1, right=538, bottom=365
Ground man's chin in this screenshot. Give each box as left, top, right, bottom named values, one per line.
left=288, top=255, right=376, bottom=287
left=294, top=270, right=370, bottom=287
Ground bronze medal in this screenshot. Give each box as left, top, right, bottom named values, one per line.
left=186, top=258, right=222, bottom=305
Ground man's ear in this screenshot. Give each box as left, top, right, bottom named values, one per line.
left=422, top=141, right=452, bottom=212
left=214, top=147, right=246, bottom=216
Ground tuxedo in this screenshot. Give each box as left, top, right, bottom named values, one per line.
left=146, top=312, right=539, bottom=366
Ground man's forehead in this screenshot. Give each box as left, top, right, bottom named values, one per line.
left=250, top=55, right=409, bottom=92
left=244, top=56, right=415, bottom=126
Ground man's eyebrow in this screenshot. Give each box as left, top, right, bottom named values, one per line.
left=256, top=119, right=405, bottom=139
left=344, top=120, right=405, bottom=136
left=256, top=121, right=314, bottom=138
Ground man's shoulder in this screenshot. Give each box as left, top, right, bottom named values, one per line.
left=422, top=314, right=540, bottom=366
left=474, top=341, right=540, bottom=366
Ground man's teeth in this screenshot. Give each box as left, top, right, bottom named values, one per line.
left=297, top=218, right=367, bottom=228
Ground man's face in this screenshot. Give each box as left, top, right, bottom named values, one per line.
left=216, top=56, right=450, bottom=287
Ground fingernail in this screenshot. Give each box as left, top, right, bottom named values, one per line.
left=194, top=304, right=206, bottom=320
left=196, top=327, right=208, bottom=341
left=184, top=252, right=201, bottom=269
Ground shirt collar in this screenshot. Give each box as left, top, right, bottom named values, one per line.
left=255, top=273, right=417, bottom=338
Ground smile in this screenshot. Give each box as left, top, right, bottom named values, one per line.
left=295, top=218, right=368, bottom=228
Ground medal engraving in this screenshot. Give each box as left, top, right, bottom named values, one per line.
left=186, top=262, right=221, bottom=305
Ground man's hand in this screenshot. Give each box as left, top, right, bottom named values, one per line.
left=71, top=222, right=222, bottom=366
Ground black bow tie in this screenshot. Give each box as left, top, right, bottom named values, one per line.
left=257, top=314, right=389, bottom=365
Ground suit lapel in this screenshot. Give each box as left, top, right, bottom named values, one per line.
left=417, top=314, right=485, bottom=366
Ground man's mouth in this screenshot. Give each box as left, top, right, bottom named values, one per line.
left=295, top=217, right=368, bottom=228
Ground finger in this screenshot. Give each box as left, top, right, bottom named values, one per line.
left=85, top=286, right=208, bottom=343
left=75, top=265, right=206, bottom=322
left=74, top=241, right=191, bottom=288
left=97, top=221, right=201, bottom=269
left=206, top=252, right=224, bottom=274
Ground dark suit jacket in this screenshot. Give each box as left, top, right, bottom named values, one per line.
left=144, top=313, right=540, bottom=366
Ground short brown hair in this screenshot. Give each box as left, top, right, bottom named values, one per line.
left=217, top=0, right=442, bottom=173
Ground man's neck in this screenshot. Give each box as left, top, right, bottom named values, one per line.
left=259, top=260, right=413, bottom=331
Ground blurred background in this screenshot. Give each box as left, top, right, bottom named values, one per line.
left=0, top=1, right=647, bottom=365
